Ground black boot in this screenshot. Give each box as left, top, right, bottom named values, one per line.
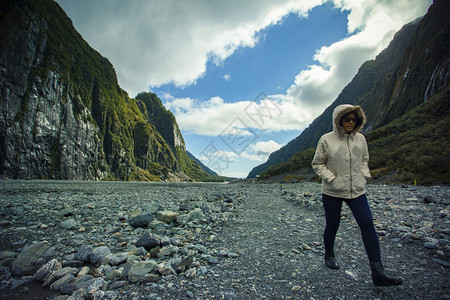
left=370, top=262, right=402, bottom=286
left=324, top=252, right=340, bottom=270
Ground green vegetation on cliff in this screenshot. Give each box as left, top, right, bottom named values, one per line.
left=366, top=88, right=450, bottom=184
left=260, top=90, right=450, bottom=184
left=255, top=0, right=450, bottom=184
left=1, top=0, right=217, bottom=181
left=247, top=18, right=420, bottom=179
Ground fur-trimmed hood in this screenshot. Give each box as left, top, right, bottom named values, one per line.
left=332, top=104, right=367, bottom=135
left=312, top=104, right=371, bottom=199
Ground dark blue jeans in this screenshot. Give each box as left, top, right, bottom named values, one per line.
left=322, top=193, right=381, bottom=262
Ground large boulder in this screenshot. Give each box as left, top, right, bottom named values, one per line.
left=11, top=241, right=55, bottom=276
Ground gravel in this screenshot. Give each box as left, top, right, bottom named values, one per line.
left=0, top=180, right=449, bottom=299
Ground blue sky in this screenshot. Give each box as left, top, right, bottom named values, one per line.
left=152, top=4, right=349, bottom=101
left=55, top=0, right=432, bottom=178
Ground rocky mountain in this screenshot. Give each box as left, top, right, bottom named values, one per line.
left=0, top=0, right=212, bottom=181
left=187, top=151, right=218, bottom=177
left=249, top=0, right=450, bottom=183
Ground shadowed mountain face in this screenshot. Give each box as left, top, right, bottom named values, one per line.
left=0, top=0, right=212, bottom=181
left=249, top=0, right=450, bottom=183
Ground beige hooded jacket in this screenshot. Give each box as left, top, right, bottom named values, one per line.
left=311, top=104, right=371, bottom=199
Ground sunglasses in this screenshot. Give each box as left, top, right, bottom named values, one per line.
left=343, top=117, right=357, bottom=123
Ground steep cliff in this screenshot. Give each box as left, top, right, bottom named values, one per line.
left=248, top=16, right=421, bottom=178
left=371, top=0, right=450, bottom=127
left=135, top=92, right=186, bottom=156
left=0, top=0, right=211, bottom=181
left=134, top=92, right=216, bottom=181
left=252, top=0, right=450, bottom=183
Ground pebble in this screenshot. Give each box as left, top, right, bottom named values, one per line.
left=345, top=269, right=359, bottom=281
left=0, top=181, right=245, bottom=298
left=0, top=180, right=448, bottom=299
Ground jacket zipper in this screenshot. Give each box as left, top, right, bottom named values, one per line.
left=347, top=136, right=353, bottom=199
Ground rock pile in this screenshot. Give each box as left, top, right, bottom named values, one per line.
left=0, top=180, right=449, bottom=299
left=0, top=181, right=244, bottom=299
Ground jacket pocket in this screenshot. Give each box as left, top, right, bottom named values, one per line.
left=330, top=175, right=346, bottom=193
left=353, top=174, right=367, bottom=194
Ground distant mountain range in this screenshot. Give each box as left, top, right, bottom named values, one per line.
left=249, top=0, right=450, bottom=184
left=0, top=0, right=218, bottom=181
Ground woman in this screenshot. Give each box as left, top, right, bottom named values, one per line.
left=311, top=104, right=402, bottom=286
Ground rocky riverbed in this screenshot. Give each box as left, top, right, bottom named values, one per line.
left=0, top=180, right=449, bottom=299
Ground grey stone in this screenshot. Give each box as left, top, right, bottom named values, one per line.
left=424, top=242, right=438, bottom=249
left=60, top=218, right=78, bottom=230
left=72, top=275, right=96, bottom=289
left=106, top=252, right=129, bottom=266
left=0, top=250, right=18, bottom=260
left=11, top=241, right=55, bottom=276
left=197, top=266, right=208, bottom=276
left=60, top=275, right=96, bottom=295
left=120, top=262, right=133, bottom=280
left=90, top=246, right=112, bottom=265
left=129, top=213, right=153, bottom=228
left=43, top=267, right=79, bottom=287
left=158, top=262, right=174, bottom=275
left=129, top=247, right=148, bottom=257
left=222, top=292, right=238, bottom=299
left=50, top=273, right=75, bottom=291
left=345, top=269, right=359, bottom=281
left=88, top=277, right=108, bottom=294
left=143, top=202, right=162, bottom=214
left=33, top=258, right=61, bottom=282
left=128, top=260, right=157, bottom=283
left=432, top=258, right=450, bottom=268
left=148, top=220, right=171, bottom=230
left=10, top=278, right=29, bottom=290
left=60, top=208, right=75, bottom=217
left=160, top=236, right=171, bottom=246
left=60, top=283, right=79, bottom=296
left=186, top=208, right=206, bottom=223
left=441, top=228, right=450, bottom=235
left=66, top=288, right=88, bottom=300
left=186, top=291, right=194, bottom=298
left=75, top=245, right=94, bottom=262
left=139, top=273, right=160, bottom=283
left=195, top=244, right=207, bottom=254
left=155, top=210, right=179, bottom=224
left=104, top=269, right=122, bottom=281
left=62, top=260, right=84, bottom=268
left=108, top=280, right=127, bottom=290
left=136, top=232, right=161, bottom=251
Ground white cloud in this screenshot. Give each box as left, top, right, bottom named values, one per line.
left=56, top=0, right=326, bottom=97
left=287, top=0, right=432, bottom=114
left=252, top=140, right=283, bottom=156
left=240, top=140, right=283, bottom=162
left=223, top=74, right=231, bottom=81
left=157, top=0, right=429, bottom=134
left=222, top=171, right=249, bottom=179
left=162, top=94, right=195, bottom=112
left=162, top=94, right=311, bottom=136
left=56, top=0, right=431, bottom=128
